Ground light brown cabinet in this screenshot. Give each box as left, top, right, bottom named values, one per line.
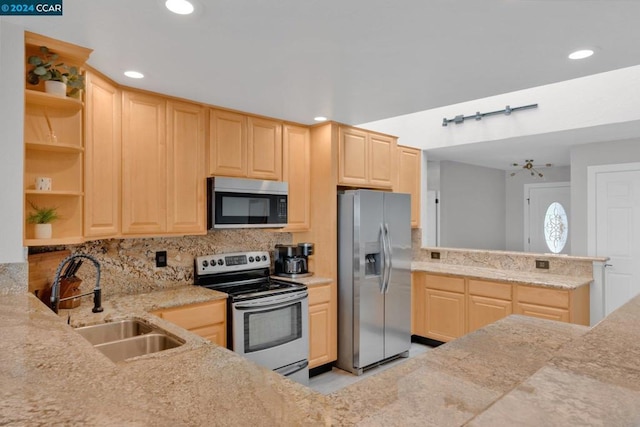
left=84, top=71, right=121, bottom=238
left=121, top=91, right=167, bottom=235
left=467, top=279, right=513, bottom=333
left=338, top=126, right=396, bottom=189
left=282, top=124, right=311, bottom=232
left=153, top=299, right=227, bottom=347
left=23, top=32, right=91, bottom=246
left=308, top=282, right=337, bottom=369
left=396, top=145, right=421, bottom=228
left=208, top=110, right=282, bottom=180
left=122, top=91, right=206, bottom=236
left=412, top=272, right=589, bottom=343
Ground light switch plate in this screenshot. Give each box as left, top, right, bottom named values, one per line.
left=156, top=251, right=167, bottom=268
left=430, top=251, right=441, bottom=260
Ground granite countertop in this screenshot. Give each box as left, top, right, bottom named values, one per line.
left=0, top=287, right=330, bottom=426
left=4, top=281, right=640, bottom=426
left=411, top=261, right=592, bottom=290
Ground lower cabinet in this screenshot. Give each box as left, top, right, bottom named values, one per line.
left=152, top=299, right=226, bottom=347
left=412, top=272, right=589, bottom=343
left=308, top=282, right=337, bottom=369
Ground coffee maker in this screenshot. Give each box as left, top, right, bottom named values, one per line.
left=274, top=243, right=314, bottom=278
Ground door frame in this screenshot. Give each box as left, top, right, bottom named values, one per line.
left=523, top=181, right=570, bottom=252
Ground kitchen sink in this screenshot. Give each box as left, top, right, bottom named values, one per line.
left=93, top=333, right=183, bottom=363
left=74, top=318, right=184, bottom=362
left=75, top=319, right=154, bottom=345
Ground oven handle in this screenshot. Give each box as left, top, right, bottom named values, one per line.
left=233, top=292, right=308, bottom=310
left=274, top=360, right=309, bottom=377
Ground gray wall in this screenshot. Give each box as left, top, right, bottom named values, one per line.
left=505, top=165, right=571, bottom=251
left=440, top=161, right=505, bottom=250
left=570, top=138, right=640, bottom=255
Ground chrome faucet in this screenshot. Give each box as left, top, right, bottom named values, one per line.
left=50, top=253, right=104, bottom=314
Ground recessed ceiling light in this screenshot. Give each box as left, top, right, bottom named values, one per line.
left=165, top=0, right=194, bottom=15
left=568, top=49, right=594, bottom=60
left=314, top=116, right=328, bottom=122
left=124, top=71, right=144, bottom=79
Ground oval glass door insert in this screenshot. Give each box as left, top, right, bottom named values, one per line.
left=544, top=202, right=568, bottom=253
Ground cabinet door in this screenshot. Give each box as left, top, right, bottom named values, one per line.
left=282, top=124, right=310, bottom=231
left=247, top=117, right=282, bottom=180
left=121, top=91, right=167, bottom=234
left=424, top=288, right=465, bottom=342
left=468, top=295, right=513, bottom=333
left=338, top=127, right=368, bottom=186
left=514, top=303, right=570, bottom=323
left=412, top=272, right=426, bottom=336
left=368, top=133, right=395, bottom=188
left=208, top=109, right=247, bottom=177
left=166, top=101, right=206, bottom=234
left=397, top=145, right=421, bottom=228
left=84, top=72, right=121, bottom=238
left=308, top=283, right=337, bottom=368
left=155, top=300, right=226, bottom=346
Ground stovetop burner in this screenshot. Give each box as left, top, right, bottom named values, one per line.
left=193, top=251, right=307, bottom=301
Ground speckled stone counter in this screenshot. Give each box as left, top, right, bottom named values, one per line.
left=412, top=261, right=591, bottom=290
left=5, top=281, right=640, bottom=426
left=1, top=288, right=330, bottom=426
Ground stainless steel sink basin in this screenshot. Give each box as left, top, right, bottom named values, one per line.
left=75, top=319, right=154, bottom=345
left=94, top=333, right=183, bottom=363
left=74, top=318, right=184, bottom=362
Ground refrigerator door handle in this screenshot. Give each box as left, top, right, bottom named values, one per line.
left=379, top=223, right=387, bottom=294
left=383, top=223, right=392, bottom=293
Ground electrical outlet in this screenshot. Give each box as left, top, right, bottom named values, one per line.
left=430, top=251, right=441, bottom=260
left=156, top=251, right=167, bottom=268
left=535, top=259, right=549, bottom=269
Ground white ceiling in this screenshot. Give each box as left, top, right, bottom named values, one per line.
left=6, top=0, right=640, bottom=169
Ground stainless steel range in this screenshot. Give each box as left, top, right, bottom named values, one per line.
left=194, top=251, right=309, bottom=384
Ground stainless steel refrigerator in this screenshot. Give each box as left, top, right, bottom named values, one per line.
left=336, top=190, right=412, bottom=375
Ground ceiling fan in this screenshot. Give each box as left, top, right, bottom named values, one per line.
left=510, top=159, right=552, bottom=178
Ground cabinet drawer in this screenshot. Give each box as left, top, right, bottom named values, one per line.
left=468, top=279, right=512, bottom=300
left=424, top=274, right=465, bottom=293
left=516, top=285, right=569, bottom=309
left=308, top=283, right=331, bottom=306
left=159, top=300, right=226, bottom=330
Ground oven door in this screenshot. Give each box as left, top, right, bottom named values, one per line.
left=232, top=291, right=308, bottom=372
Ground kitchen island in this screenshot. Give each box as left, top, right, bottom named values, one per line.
left=3, top=282, right=640, bottom=426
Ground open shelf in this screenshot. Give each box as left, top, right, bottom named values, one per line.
left=26, top=141, right=84, bottom=153
left=25, top=89, right=83, bottom=110
left=25, top=190, right=84, bottom=196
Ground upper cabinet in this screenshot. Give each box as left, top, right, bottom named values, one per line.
left=84, top=71, right=121, bottom=239
left=338, top=125, right=396, bottom=189
left=122, top=90, right=206, bottom=236
left=23, top=32, right=92, bottom=246
left=282, top=124, right=311, bottom=232
left=208, top=110, right=282, bottom=180
left=396, top=145, right=422, bottom=228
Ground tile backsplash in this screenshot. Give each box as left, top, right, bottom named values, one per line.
left=31, top=229, right=292, bottom=297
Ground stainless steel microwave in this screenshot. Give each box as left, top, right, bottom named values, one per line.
left=207, top=177, right=288, bottom=229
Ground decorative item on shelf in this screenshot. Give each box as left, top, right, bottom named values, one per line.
left=27, top=202, right=59, bottom=239
left=35, top=176, right=52, bottom=191
left=509, top=159, right=551, bottom=178
left=44, top=111, right=58, bottom=144
left=26, top=46, right=85, bottom=98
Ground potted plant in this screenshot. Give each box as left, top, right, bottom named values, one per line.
left=27, top=202, right=59, bottom=239
left=26, top=46, right=85, bottom=98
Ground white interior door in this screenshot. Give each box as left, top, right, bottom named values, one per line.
left=590, top=164, right=640, bottom=315
left=525, top=183, right=571, bottom=254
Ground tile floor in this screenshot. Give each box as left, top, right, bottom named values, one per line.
left=308, top=342, right=432, bottom=395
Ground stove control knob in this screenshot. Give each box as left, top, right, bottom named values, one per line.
left=217, top=259, right=224, bottom=266
left=248, top=256, right=254, bottom=263
left=262, top=255, right=267, bottom=261
left=202, top=260, right=209, bottom=267
left=210, top=259, right=216, bottom=267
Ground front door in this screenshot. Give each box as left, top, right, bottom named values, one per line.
left=525, top=182, right=571, bottom=254
left=590, top=163, right=640, bottom=315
